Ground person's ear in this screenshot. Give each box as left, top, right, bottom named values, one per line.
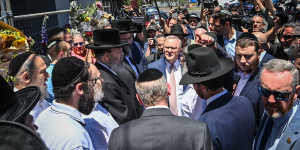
left=75, top=82, right=84, bottom=96
left=136, top=93, right=144, bottom=106
left=21, top=71, right=31, bottom=85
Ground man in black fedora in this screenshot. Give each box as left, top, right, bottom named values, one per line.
left=112, top=18, right=145, bottom=77
left=179, top=47, right=256, bottom=150
left=86, top=28, right=143, bottom=124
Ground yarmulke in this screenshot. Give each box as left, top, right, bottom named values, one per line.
left=8, top=52, right=33, bottom=77
left=237, top=33, right=258, bottom=42
left=137, top=68, right=163, bottom=82
left=52, top=57, right=87, bottom=88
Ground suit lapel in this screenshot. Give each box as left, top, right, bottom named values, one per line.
left=123, top=58, right=138, bottom=79
left=202, top=92, right=232, bottom=114
left=276, top=102, right=300, bottom=150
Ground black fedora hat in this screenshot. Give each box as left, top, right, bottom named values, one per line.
left=180, top=47, right=234, bottom=85
left=112, top=18, right=138, bottom=34
left=0, top=76, right=41, bottom=123
left=0, top=120, right=48, bottom=150
left=165, top=24, right=189, bottom=37
left=86, top=29, right=128, bottom=50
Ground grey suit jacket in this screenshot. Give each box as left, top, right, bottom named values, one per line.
left=108, top=108, right=213, bottom=150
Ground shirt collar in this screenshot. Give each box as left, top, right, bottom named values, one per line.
left=165, top=59, right=180, bottom=71
left=51, top=100, right=85, bottom=125
left=224, top=28, right=237, bottom=42
left=146, top=105, right=169, bottom=110
left=206, top=89, right=228, bottom=106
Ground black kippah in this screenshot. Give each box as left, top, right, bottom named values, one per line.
left=47, top=27, right=64, bottom=40
left=237, top=33, right=258, bottom=42
left=8, top=52, right=33, bottom=77
left=137, top=68, right=163, bottom=82
left=52, top=56, right=86, bottom=88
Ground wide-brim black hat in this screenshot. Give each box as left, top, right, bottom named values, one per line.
left=0, top=120, right=48, bottom=150
left=165, top=24, right=189, bottom=37
left=111, top=18, right=139, bottom=34
left=0, top=76, right=41, bottom=123
left=180, top=47, right=234, bottom=85
left=86, top=29, right=128, bottom=50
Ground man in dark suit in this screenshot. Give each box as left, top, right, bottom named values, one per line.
left=109, top=68, right=213, bottom=150
left=234, top=33, right=265, bottom=126
left=86, top=29, right=143, bottom=124
left=253, top=59, right=300, bottom=150
left=180, top=47, right=256, bottom=150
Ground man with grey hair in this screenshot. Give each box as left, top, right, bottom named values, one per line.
left=253, top=59, right=300, bottom=150
left=148, top=35, right=188, bottom=115
left=109, top=68, right=213, bottom=150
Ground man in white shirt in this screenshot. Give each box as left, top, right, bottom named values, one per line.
left=36, top=57, right=100, bottom=150
left=148, top=35, right=189, bottom=115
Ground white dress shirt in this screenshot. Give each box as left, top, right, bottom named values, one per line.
left=35, top=101, right=94, bottom=150
left=234, top=72, right=251, bottom=96
left=181, top=86, right=206, bottom=120
left=83, top=103, right=119, bottom=150
left=181, top=89, right=228, bottom=120
left=165, top=59, right=183, bottom=115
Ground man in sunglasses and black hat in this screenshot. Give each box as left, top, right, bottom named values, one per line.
left=253, top=59, right=300, bottom=150
left=180, top=47, right=256, bottom=150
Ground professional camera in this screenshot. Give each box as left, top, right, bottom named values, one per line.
left=203, top=0, right=215, bottom=14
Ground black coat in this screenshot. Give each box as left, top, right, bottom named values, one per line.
left=95, top=62, right=143, bottom=124
left=109, top=108, right=213, bottom=150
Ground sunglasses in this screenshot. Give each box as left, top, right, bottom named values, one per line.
left=280, top=35, right=300, bottom=40
left=258, top=85, right=293, bottom=101
left=73, top=42, right=84, bottom=47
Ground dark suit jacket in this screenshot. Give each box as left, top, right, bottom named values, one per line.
left=238, top=69, right=264, bottom=126
left=259, top=52, right=274, bottom=68
left=200, top=92, right=256, bottom=150
left=253, top=102, right=300, bottom=150
left=109, top=108, right=213, bottom=150
left=95, top=62, right=142, bottom=124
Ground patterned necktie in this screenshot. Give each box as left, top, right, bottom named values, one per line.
left=169, top=64, right=178, bottom=115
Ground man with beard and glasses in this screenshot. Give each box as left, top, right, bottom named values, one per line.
left=86, top=29, right=143, bottom=124
left=8, top=52, right=50, bottom=122
left=35, top=57, right=95, bottom=150
left=253, top=59, right=300, bottom=150
left=83, top=64, right=119, bottom=150
left=234, top=33, right=264, bottom=126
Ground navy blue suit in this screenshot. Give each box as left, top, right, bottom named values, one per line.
left=238, top=70, right=264, bottom=126
left=253, top=102, right=300, bottom=150
left=259, top=52, right=274, bottom=68
left=200, top=92, right=256, bottom=150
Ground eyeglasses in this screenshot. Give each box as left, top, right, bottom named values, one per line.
left=258, top=85, right=293, bottom=101
left=89, top=77, right=102, bottom=85
left=73, top=42, right=84, bottom=47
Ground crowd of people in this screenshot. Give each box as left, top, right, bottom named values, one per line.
left=1, top=0, right=300, bottom=149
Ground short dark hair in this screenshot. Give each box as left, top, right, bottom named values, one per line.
left=236, top=37, right=259, bottom=53
left=213, top=13, right=231, bottom=25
